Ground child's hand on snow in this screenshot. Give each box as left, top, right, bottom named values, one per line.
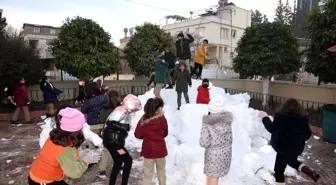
left=258, top=111, right=268, bottom=119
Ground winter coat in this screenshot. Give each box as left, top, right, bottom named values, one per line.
left=134, top=114, right=168, bottom=159
left=262, top=112, right=311, bottom=156
left=196, top=85, right=210, bottom=104
left=194, top=44, right=207, bottom=65
left=172, top=63, right=192, bottom=92
left=13, top=82, right=29, bottom=107
left=77, top=85, right=86, bottom=101
left=42, top=82, right=63, bottom=104
left=200, top=111, right=233, bottom=178
left=82, top=93, right=109, bottom=125
left=39, top=117, right=103, bottom=149
left=175, top=34, right=194, bottom=60
left=29, top=138, right=88, bottom=183
left=154, top=58, right=169, bottom=84
left=103, top=120, right=130, bottom=150
left=164, top=51, right=177, bottom=69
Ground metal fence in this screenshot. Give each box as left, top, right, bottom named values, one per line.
left=224, top=88, right=325, bottom=127
left=0, top=85, right=150, bottom=113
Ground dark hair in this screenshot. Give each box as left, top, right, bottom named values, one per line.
left=279, top=98, right=304, bottom=115
left=50, top=128, right=85, bottom=148
left=53, top=104, right=74, bottom=128
left=203, top=39, right=208, bottom=44
left=177, top=32, right=184, bottom=38
left=202, top=78, right=209, bottom=83
left=144, top=98, right=164, bottom=118
left=108, top=90, right=122, bottom=110
left=85, top=82, right=101, bottom=99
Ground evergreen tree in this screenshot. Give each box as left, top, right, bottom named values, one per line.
left=274, top=0, right=285, bottom=24
left=251, top=10, right=268, bottom=25
left=284, top=0, right=293, bottom=25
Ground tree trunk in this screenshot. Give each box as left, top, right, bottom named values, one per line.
left=262, top=77, right=270, bottom=107
left=318, top=77, right=321, bottom=85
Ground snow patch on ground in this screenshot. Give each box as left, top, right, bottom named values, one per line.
left=124, top=80, right=299, bottom=185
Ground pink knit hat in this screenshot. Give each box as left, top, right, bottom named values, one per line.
left=59, top=107, right=85, bottom=132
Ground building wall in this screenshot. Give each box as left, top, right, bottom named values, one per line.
left=22, top=24, right=60, bottom=59
left=23, top=34, right=58, bottom=58
left=293, top=0, right=319, bottom=38
left=163, top=6, right=251, bottom=68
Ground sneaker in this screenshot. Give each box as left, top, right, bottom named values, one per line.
left=25, top=120, right=34, bottom=124
left=10, top=120, right=18, bottom=125
left=166, top=85, right=173, bottom=89
left=96, top=171, right=107, bottom=179
left=177, top=107, right=180, bottom=110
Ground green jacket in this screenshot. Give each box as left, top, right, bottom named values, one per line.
left=154, top=59, right=168, bottom=84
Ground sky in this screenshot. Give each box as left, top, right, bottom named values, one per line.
left=1, top=0, right=294, bottom=46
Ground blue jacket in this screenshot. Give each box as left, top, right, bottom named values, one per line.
left=82, top=93, right=109, bottom=125
left=154, top=59, right=168, bottom=84
left=42, top=82, right=63, bottom=104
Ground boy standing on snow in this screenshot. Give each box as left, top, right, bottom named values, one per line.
left=154, top=49, right=168, bottom=99
left=172, top=62, right=191, bottom=110
left=196, top=78, right=210, bottom=104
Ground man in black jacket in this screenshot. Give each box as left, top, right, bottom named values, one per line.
left=164, top=50, right=177, bottom=89
left=175, top=32, right=194, bottom=73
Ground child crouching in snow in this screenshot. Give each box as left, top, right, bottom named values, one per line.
left=134, top=98, right=168, bottom=185
left=258, top=98, right=320, bottom=185
left=39, top=104, right=103, bottom=148
left=200, top=96, right=233, bottom=185
left=103, top=94, right=142, bottom=185
left=29, top=107, right=100, bottom=185
left=196, top=78, right=210, bottom=104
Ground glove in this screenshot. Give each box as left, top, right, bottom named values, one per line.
left=80, top=149, right=102, bottom=164
left=258, top=111, right=268, bottom=119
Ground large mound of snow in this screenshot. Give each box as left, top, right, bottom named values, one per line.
left=126, top=80, right=299, bottom=185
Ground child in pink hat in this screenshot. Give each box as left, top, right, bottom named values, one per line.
left=28, top=107, right=101, bottom=185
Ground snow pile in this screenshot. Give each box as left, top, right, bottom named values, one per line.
left=126, top=80, right=298, bottom=185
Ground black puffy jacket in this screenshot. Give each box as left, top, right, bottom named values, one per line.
left=103, top=120, right=130, bottom=149
left=175, top=34, right=194, bottom=60
left=164, top=51, right=177, bottom=69
left=262, top=112, right=312, bottom=156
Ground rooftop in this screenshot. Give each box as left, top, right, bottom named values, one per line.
left=23, top=23, right=61, bottom=30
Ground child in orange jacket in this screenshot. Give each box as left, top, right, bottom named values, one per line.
left=28, top=108, right=101, bottom=185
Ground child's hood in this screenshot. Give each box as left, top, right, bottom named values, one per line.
left=140, top=113, right=165, bottom=126
left=202, top=111, right=233, bottom=125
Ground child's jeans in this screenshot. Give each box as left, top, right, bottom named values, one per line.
left=177, top=91, right=190, bottom=108
left=143, top=158, right=166, bottom=185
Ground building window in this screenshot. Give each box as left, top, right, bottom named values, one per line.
left=28, top=40, right=38, bottom=49
left=224, top=47, right=228, bottom=53
left=33, top=27, right=40, bottom=33
left=50, top=29, right=56, bottom=34
left=220, top=28, right=229, bottom=39
left=195, top=27, right=205, bottom=36
left=231, top=29, right=237, bottom=38
left=233, top=10, right=236, bottom=15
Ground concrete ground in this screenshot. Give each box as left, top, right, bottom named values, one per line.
left=0, top=121, right=335, bottom=185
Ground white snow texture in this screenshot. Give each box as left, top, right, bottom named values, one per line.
left=125, top=80, right=299, bottom=185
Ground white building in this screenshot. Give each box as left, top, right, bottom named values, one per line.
left=22, top=23, right=60, bottom=59
left=163, top=2, right=251, bottom=70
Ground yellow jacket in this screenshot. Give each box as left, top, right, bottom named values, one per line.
left=194, top=44, right=207, bottom=65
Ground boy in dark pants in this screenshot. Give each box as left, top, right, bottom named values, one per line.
left=172, top=62, right=192, bottom=110
left=258, top=99, right=320, bottom=185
